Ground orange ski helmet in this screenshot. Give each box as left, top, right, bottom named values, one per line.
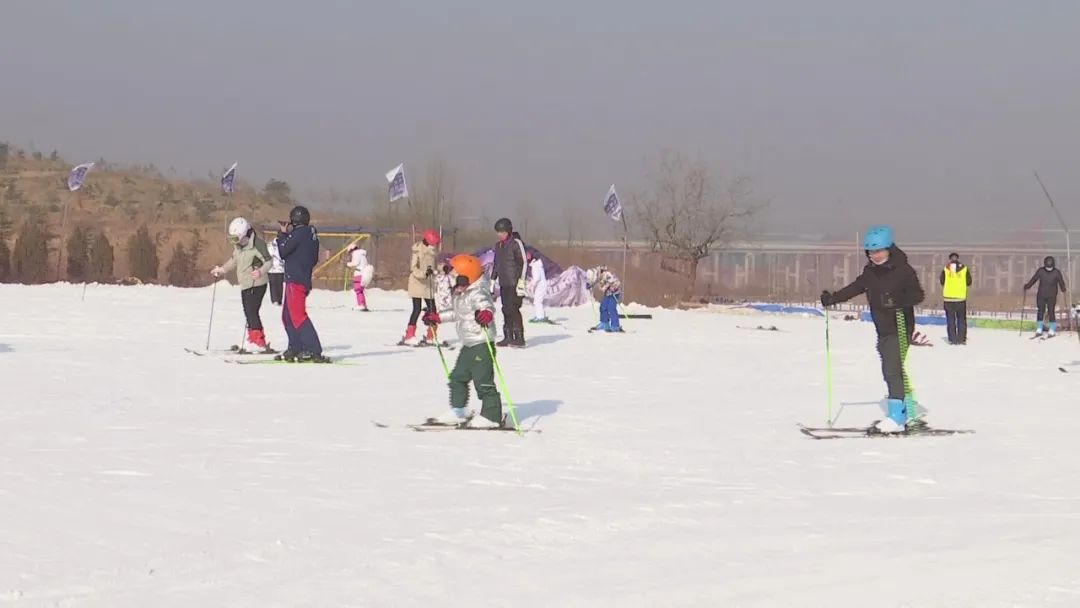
left=449, top=254, right=483, bottom=285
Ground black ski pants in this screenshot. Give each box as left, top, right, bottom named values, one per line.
left=242, top=284, right=267, bottom=330
left=499, top=285, right=523, bottom=339
left=268, top=273, right=284, bottom=305
left=877, top=334, right=907, bottom=401
left=1036, top=295, right=1057, bottom=324
left=944, top=300, right=967, bottom=344
left=409, top=297, right=436, bottom=326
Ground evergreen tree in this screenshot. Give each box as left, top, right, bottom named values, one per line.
left=65, top=226, right=90, bottom=281
left=127, top=224, right=159, bottom=282
left=11, top=215, right=49, bottom=284
left=87, top=230, right=114, bottom=283
left=166, top=241, right=196, bottom=287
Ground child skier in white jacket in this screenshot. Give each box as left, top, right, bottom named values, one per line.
left=422, top=254, right=504, bottom=429
left=345, top=243, right=374, bottom=311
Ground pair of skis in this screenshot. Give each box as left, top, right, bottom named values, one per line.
left=798, top=423, right=974, bottom=440
left=371, top=419, right=540, bottom=434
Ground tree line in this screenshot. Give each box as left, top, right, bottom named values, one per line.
left=0, top=209, right=208, bottom=287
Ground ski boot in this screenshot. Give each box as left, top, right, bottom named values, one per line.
left=398, top=325, right=421, bottom=346
left=275, top=349, right=299, bottom=362
left=870, top=399, right=909, bottom=434
left=298, top=352, right=332, bottom=364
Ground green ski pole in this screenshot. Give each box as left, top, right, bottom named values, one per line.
left=895, top=310, right=918, bottom=420
left=484, top=338, right=521, bottom=435
left=431, top=325, right=451, bottom=379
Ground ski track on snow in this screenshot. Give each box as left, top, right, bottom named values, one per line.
left=0, top=283, right=1078, bottom=607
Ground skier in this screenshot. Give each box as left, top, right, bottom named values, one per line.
left=586, top=265, right=624, bottom=333
left=491, top=218, right=527, bottom=347
left=527, top=251, right=552, bottom=324
left=940, top=252, right=972, bottom=345
left=434, top=262, right=454, bottom=312
left=210, top=217, right=274, bottom=353
left=422, top=254, right=503, bottom=428
left=345, top=242, right=373, bottom=312
left=267, top=237, right=285, bottom=306
left=274, top=205, right=327, bottom=362
left=400, top=229, right=440, bottom=346
left=1024, top=256, right=1067, bottom=338
left=820, top=226, right=925, bottom=433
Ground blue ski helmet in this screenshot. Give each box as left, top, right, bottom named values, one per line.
left=863, top=225, right=894, bottom=251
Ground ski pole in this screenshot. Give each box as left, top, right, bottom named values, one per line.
left=205, top=281, right=219, bottom=351
left=824, top=305, right=834, bottom=426
left=484, top=338, right=521, bottom=435
left=1019, top=289, right=1027, bottom=337
left=431, top=324, right=451, bottom=379
left=427, top=275, right=451, bottom=379
left=895, top=310, right=918, bottom=420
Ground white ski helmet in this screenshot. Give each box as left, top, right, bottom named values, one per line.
left=228, top=217, right=251, bottom=242
left=586, top=268, right=599, bottom=285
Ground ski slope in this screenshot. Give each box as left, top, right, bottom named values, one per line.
left=1, top=282, right=1078, bottom=607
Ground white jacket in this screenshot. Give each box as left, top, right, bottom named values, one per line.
left=440, top=277, right=497, bottom=347
left=529, top=258, right=547, bottom=284
left=346, top=248, right=374, bottom=285
left=267, top=240, right=285, bottom=274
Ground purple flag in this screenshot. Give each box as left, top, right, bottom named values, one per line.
left=604, top=184, right=623, bottom=222
left=67, top=162, right=94, bottom=192
left=221, top=162, right=238, bottom=194
left=385, top=163, right=408, bottom=202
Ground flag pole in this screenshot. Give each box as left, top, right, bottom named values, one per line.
left=1034, top=171, right=1073, bottom=328
left=620, top=214, right=629, bottom=299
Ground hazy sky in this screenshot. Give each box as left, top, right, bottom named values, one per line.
left=3, top=0, right=1080, bottom=241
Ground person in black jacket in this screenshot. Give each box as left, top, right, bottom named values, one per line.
left=274, top=205, right=327, bottom=362
left=820, top=226, right=925, bottom=433
left=490, top=218, right=526, bottom=347
left=1024, top=256, right=1067, bottom=337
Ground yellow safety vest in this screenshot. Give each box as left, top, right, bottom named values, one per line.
left=942, top=265, right=968, bottom=301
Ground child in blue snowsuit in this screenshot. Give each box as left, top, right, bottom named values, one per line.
left=587, top=266, right=624, bottom=333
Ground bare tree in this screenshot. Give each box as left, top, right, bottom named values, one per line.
left=634, top=151, right=764, bottom=298
left=409, top=157, right=460, bottom=229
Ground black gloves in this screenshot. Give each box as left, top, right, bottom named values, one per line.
left=820, top=291, right=833, bottom=307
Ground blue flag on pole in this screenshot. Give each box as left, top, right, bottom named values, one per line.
left=385, top=163, right=408, bottom=202
left=221, top=162, right=238, bottom=194
left=604, top=184, right=623, bottom=222
left=67, top=162, right=94, bottom=192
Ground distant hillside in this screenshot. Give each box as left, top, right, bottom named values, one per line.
left=0, top=143, right=296, bottom=283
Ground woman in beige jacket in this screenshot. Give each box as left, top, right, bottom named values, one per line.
left=399, top=229, right=441, bottom=345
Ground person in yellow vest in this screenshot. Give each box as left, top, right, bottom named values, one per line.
left=940, top=252, right=972, bottom=345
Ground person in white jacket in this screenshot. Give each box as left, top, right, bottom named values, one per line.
left=527, top=251, right=551, bottom=323
left=266, top=238, right=285, bottom=305
left=345, top=243, right=374, bottom=311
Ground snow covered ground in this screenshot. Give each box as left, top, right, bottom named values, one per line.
left=2, top=282, right=1079, bottom=607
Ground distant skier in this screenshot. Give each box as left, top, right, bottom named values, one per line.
left=267, top=237, right=285, bottom=306
left=423, top=254, right=503, bottom=428
left=527, top=251, right=552, bottom=324
left=275, top=205, right=327, bottom=362
left=434, top=262, right=454, bottom=312
left=820, top=226, right=925, bottom=433
left=586, top=265, right=624, bottom=333
left=1024, top=256, right=1067, bottom=338
left=491, top=218, right=527, bottom=347
left=940, top=252, right=972, bottom=345
left=210, top=217, right=274, bottom=353
left=345, top=242, right=373, bottom=312
left=400, top=229, right=440, bottom=346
